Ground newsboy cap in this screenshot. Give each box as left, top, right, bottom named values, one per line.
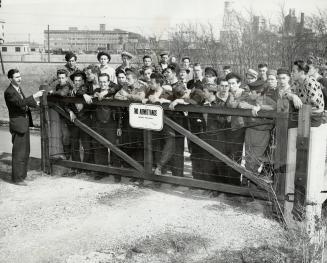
left=248, top=79, right=266, bottom=91
left=204, top=67, right=218, bottom=77
left=277, top=68, right=290, bottom=76
left=225, top=72, right=242, bottom=82
left=246, top=69, right=258, bottom=79
left=121, top=51, right=133, bottom=59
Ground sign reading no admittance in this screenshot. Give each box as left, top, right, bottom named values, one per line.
left=129, top=103, right=163, bottom=131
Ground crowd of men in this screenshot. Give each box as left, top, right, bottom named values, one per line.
left=47, top=50, right=327, bottom=185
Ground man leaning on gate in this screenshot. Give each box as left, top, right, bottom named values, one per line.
left=4, top=68, right=44, bottom=185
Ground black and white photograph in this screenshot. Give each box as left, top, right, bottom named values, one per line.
left=1, top=0, right=327, bottom=262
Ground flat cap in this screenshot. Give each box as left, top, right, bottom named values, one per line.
left=205, top=67, right=218, bottom=77
left=121, top=51, right=133, bottom=59
left=277, top=68, right=290, bottom=76
left=248, top=79, right=266, bottom=90
left=226, top=72, right=242, bottom=82
left=267, top=69, right=277, bottom=77
left=223, top=65, right=231, bottom=70
left=246, top=68, right=258, bottom=79
left=160, top=51, right=169, bottom=57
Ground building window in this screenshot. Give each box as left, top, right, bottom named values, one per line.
left=15, top=47, right=21, bottom=52
left=31, top=48, right=36, bottom=52
left=2, top=47, right=7, bottom=52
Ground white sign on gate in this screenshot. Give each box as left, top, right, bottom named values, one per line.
left=129, top=103, right=163, bottom=131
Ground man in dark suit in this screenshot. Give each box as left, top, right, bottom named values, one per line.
left=4, top=69, right=44, bottom=185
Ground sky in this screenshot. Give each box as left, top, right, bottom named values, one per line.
left=0, top=0, right=326, bottom=44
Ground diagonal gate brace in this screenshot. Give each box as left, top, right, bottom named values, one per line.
left=49, top=103, right=144, bottom=173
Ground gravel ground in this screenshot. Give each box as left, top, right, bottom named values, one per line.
left=0, top=153, right=285, bottom=263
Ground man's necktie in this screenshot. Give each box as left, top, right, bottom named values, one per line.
left=17, top=87, right=24, bottom=99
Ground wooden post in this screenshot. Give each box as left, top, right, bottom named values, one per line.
left=292, top=105, right=311, bottom=220
left=39, top=86, right=51, bottom=174
left=274, top=98, right=290, bottom=208
left=143, top=129, right=152, bottom=177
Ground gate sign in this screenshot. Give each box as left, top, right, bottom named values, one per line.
left=129, top=103, right=163, bottom=131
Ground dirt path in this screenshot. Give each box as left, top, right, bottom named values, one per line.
left=0, top=153, right=284, bottom=263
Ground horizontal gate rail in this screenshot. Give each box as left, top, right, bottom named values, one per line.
left=53, top=160, right=142, bottom=178
left=47, top=96, right=278, bottom=118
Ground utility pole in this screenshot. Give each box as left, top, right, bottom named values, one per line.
left=47, top=25, right=50, bottom=63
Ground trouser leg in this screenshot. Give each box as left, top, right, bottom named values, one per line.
left=70, top=125, right=81, bottom=162
left=11, top=130, right=29, bottom=182
left=61, top=118, right=71, bottom=160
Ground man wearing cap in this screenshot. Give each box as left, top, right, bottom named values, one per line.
left=238, top=79, right=276, bottom=175
left=223, top=65, right=232, bottom=78
left=258, top=63, right=268, bottom=81
left=245, top=69, right=258, bottom=85
left=116, top=51, right=137, bottom=74
left=156, top=51, right=169, bottom=73
left=181, top=56, right=193, bottom=82
left=97, top=51, right=117, bottom=84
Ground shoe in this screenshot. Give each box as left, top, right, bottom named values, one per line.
left=94, top=173, right=107, bottom=180
left=154, top=167, right=162, bottom=176
left=129, top=178, right=138, bottom=182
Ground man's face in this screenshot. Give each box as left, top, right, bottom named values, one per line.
left=182, top=59, right=190, bottom=68
left=267, top=75, right=277, bottom=89
left=193, top=66, right=202, bottom=79
left=126, top=74, right=136, bottom=86
left=291, top=65, right=301, bottom=81
left=143, top=68, right=153, bottom=81
left=58, top=73, right=68, bottom=86
left=150, top=78, right=160, bottom=91
left=259, top=67, right=268, bottom=79
left=143, top=58, right=152, bottom=67
left=67, top=57, right=76, bottom=69
left=122, top=55, right=130, bottom=65
left=117, top=73, right=127, bottom=85
left=204, top=73, right=216, bottom=84
left=249, top=90, right=259, bottom=100
left=179, top=70, right=187, bottom=80
left=161, top=55, right=169, bottom=63
left=11, top=72, right=22, bottom=87
left=99, top=55, right=109, bottom=66
left=219, top=80, right=229, bottom=96
left=85, top=69, right=96, bottom=82
left=223, top=69, right=231, bottom=76
left=164, top=68, right=174, bottom=82
left=277, top=74, right=290, bottom=87
left=228, top=78, right=241, bottom=93
left=99, top=76, right=109, bottom=90
left=73, top=76, right=83, bottom=88
left=246, top=74, right=257, bottom=84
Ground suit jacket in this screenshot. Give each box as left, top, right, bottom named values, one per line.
left=4, top=84, right=37, bottom=134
